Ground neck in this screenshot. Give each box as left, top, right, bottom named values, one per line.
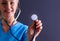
left=3, top=17, right=17, bottom=26
left=7, top=17, right=15, bottom=26
left=2, top=17, right=17, bottom=33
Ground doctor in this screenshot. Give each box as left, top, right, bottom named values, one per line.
left=0, top=0, right=43, bottom=41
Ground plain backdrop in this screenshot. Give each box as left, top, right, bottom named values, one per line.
left=17, top=0, right=60, bottom=41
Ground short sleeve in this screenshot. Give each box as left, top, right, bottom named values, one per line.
left=20, top=25, right=28, bottom=41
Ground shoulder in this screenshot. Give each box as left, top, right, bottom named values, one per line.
left=11, top=22, right=28, bottom=34
left=11, top=22, right=28, bottom=31
left=18, top=22, right=28, bottom=41
left=11, top=22, right=28, bottom=40
left=17, top=22, right=28, bottom=31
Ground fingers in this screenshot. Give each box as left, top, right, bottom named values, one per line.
left=36, top=19, right=41, bottom=25
left=35, top=19, right=43, bottom=36
left=35, top=20, right=43, bottom=29
left=36, top=26, right=43, bottom=34
left=36, top=23, right=42, bottom=28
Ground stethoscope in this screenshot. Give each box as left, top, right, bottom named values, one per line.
left=2, top=9, right=21, bottom=41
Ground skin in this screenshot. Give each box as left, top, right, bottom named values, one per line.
left=0, top=0, right=43, bottom=41
left=28, top=19, right=43, bottom=41
left=0, top=0, right=18, bottom=32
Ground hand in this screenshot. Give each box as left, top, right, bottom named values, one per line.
left=28, top=19, right=43, bottom=41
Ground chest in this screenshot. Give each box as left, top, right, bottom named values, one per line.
left=0, top=30, right=19, bottom=41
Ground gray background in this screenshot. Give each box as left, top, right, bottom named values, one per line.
left=18, top=0, right=60, bottom=41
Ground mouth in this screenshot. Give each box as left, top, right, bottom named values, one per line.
left=4, top=10, right=13, bottom=14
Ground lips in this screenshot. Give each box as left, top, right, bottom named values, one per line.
left=4, top=10, right=13, bottom=14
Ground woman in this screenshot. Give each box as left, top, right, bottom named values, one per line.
left=0, top=0, right=43, bottom=41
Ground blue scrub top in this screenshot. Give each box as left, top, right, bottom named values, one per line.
left=0, top=21, right=28, bottom=41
